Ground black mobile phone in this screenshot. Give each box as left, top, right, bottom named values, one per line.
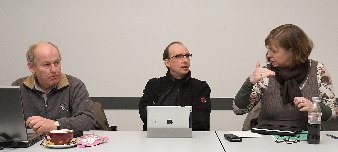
left=224, top=134, right=242, bottom=142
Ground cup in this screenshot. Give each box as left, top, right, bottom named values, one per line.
left=46, top=129, right=74, bottom=145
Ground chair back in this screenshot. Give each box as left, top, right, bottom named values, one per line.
left=91, top=101, right=111, bottom=131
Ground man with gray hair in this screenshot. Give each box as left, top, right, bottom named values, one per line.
left=12, top=41, right=95, bottom=134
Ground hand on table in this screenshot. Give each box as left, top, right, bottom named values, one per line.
left=26, top=116, right=57, bottom=134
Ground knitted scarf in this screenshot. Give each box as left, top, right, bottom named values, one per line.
left=270, top=60, right=309, bottom=105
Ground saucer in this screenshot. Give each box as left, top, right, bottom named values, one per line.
left=41, top=138, right=78, bottom=149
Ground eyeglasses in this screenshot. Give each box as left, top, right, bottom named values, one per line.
left=275, top=135, right=300, bottom=144
left=169, top=53, right=192, bottom=59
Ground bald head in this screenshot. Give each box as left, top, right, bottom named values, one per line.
left=26, top=42, right=61, bottom=65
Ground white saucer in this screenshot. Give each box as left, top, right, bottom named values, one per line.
left=41, top=139, right=78, bottom=149
left=43, top=143, right=77, bottom=149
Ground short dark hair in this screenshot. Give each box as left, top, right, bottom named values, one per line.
left=163, top=41, right=183, bottom=60
left=265, top=24, right=313, bottom=68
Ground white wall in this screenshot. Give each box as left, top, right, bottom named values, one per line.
left=1, top=0, right=337, bottom=98
left=0, top=0, right=337, bottom=130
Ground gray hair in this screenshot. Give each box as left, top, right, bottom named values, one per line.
left=26, top=41, right=61, bottom=64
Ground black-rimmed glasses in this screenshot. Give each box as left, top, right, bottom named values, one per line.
left=169, top=53, right=192, bottom=59
left=275, top=136, right=300, bottom=144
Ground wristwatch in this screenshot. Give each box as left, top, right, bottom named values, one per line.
left=55, top=121, right=60, bottom=130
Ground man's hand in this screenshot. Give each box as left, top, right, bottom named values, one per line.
left=26, top=116, right=57, bottom=134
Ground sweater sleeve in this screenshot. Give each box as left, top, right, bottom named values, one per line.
left=316, top=62, right=336, bottom=120
left=233, top=77, right=264, bottom=115
left=234, top=78, right=254, bottom=109
left=191, top=81, right=211, bottom=131
left=138, top=79, right=157, bottom=131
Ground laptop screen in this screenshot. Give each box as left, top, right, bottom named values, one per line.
left=0, top=86, right=28, bottom=142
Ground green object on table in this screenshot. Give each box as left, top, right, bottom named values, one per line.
left=273, top=130, right=308, bottom=142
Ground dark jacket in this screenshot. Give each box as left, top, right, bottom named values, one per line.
left=12, top=74, right=95, bottom=132
left=139, top=71, right=211, bottom=131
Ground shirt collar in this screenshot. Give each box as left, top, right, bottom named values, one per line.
left=33, top=78, right=53, bottom=93
left=23, top=73, right=69, bottom=91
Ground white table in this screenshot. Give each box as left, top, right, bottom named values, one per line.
left=216, top=131, right=338, bottom=152
left=2, top=131, right=225, bottom=152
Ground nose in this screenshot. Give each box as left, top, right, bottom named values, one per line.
left=266, top=50, right=272, bottom=58
left=50, top=63, right=58, bottom=72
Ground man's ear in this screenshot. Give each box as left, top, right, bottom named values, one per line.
left=164, top=59, right=170, bottom=68
left=27, top=62, right=35, bottom=74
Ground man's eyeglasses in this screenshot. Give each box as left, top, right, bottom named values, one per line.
left=169, top=53, right=192, bottom=59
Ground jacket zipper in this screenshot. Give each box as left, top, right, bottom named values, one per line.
left=36, top=92, right=47, bottom=115
left=177, top=88, right=180, bottom=105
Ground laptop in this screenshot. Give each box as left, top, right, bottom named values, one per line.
left=147, top=106, right=192, bottom=138
left=0, top=86, right=43, bottom=148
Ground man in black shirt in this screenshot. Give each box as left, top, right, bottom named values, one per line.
left=139, top=42, right=211, bottom=131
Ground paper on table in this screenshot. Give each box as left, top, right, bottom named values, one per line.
left=229, top=131, right=262, bottom=138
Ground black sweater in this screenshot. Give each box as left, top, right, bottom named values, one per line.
left=139, top=71, right=211, bottom=131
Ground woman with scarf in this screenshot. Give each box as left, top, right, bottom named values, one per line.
left=233, top=24, right=336, bottom=130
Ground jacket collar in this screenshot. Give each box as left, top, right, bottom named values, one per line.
left=23, top=73, right=69, bottom=90
left=165, top=70, right=191, bottom=83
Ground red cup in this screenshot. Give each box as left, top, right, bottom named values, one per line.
left=46, top=129, right=73, bottom=145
